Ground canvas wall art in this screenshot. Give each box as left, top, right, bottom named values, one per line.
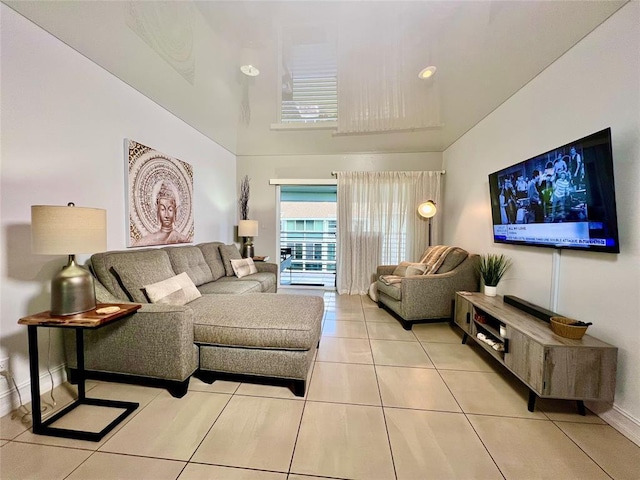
left=127, top=139, right=194, bottom=247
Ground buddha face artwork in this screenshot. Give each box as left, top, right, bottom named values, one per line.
left=127, top=139, right=194, bottom=247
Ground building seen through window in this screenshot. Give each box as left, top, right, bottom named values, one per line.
left=280, top=185, right=337, bottom=287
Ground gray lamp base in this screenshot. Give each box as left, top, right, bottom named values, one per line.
left=51, top=255, right=96, bottom=316
left=242, top=243, right=255, bottom=259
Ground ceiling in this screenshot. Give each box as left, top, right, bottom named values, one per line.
left=4, top=1, right=626, bottom=156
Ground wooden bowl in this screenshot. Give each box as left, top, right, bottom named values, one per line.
left=550, top=316, right=588, bottom=340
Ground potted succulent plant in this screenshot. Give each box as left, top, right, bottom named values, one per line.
left=478, top=253, right=512, bottom=296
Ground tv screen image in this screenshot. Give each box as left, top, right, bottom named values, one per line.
left=488, top=128, right=620, bottom=253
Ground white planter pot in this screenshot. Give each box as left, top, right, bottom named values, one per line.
left=484, top=285, right=497, bottom=297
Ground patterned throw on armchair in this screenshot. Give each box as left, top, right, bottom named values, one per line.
left=376, top=246, right=480, bottom=330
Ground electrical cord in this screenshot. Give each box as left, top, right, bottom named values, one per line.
left=3, top=370, right=31, bottom=425
left=4, top=329, right=58, bottom=425
left=45, top=328, right=57, bottom=409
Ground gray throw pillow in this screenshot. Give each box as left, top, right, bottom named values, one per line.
left=393, top=261, right=428, bottom=277
left=219, top=244, right=243, bottom=276
left=436, top=248, right=469, bottom=273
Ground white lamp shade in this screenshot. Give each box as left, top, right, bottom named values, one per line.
left=31, top=205, right=107, bottom=255
left=238, top=219, right=259, bottom=237
left=418, top=201, right=437, bottom=219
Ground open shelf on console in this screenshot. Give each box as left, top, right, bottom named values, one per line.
left=472, top=307, right=508, bottom=360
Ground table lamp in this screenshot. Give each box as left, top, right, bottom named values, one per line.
left=238, top=219, right=258, bottom=258
left=31, top=203, right=107, bottom=316
left=418, top=200, right=437, bottom=246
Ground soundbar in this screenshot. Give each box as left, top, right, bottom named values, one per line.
left=503, top=295, right=558, bottom=323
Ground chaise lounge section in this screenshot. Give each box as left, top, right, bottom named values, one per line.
left=65, top=242, right=324, bottom=397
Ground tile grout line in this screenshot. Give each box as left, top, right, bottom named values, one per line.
left=548, top=420, right=615, bottom=479
left=461, top=411, right=507, bottom=480
left=182, top=390, right=235, bottom=470
left=415, top=321, right=508, bottom=479
left=362, top=296, right=399, bottom=480
left=285, top=291, right=328, bottom=477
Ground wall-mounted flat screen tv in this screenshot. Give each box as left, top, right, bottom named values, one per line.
left=488, top=127, right=620, bottom=253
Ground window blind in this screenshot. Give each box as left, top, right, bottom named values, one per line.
left=282, top=41, right=337, bottom=124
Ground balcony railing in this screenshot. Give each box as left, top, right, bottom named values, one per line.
left=280, top=230, right=336, bottom=288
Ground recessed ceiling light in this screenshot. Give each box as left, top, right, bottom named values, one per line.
left=418, top=66, right=437, bottom=79
left=240, top=64, right=260, bottom=77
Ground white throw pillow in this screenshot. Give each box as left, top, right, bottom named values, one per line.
left=230, top=258, right=258, bottom=278
left=144, top=272, right=201, bottom=305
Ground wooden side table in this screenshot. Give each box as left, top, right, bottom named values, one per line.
left=18, top=303, right=141, bottom=442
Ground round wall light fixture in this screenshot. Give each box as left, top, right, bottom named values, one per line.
left=240, top=64, right=260, bottom=77
left=418, top=66, right=437, bottom=79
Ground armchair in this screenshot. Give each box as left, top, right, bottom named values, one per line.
left=376, top=247, right=480, bottom=330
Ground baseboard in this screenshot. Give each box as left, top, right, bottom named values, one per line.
left=0, top=363, right=67, bottom=418
left=586, top=401, right=640, bottom=447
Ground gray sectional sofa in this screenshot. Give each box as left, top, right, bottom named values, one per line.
left=64, top=242, right=324, bottom=397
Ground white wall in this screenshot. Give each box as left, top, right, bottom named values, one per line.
left=443, top=2, right=639, bottom=442
left=236, top=153, right=443, bottom=264
left=0, top=5, right=237, bottom=416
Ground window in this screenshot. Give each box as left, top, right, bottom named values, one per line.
left=280, top=26, right=337, bottom=125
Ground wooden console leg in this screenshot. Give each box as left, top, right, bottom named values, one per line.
left=577, top=400, right=586, bottom=416
left=462, top=332, right=468, bottom=344
left=528, top=390, right=537, bottom=412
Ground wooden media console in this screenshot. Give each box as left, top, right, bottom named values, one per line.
left=453, top=292, right=617, bottom=413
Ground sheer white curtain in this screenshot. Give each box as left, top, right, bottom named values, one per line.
left=336, top=171, right=442, bottom=295
left=336, top=9, right=441, bottom=134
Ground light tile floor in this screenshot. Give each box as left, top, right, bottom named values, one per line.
left=2, top=292, right=639, bottom=480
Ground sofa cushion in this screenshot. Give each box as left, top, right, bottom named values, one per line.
left=377, top=281, right=402, bottom=301
left=435, top=247, right=469, bottom=274
left=219, top=244, right=243, bottom=276
left=230, top=258, right=258, bottom=278
left=165, top=246, right=214, bottom=286
left=144, top=272, right=202, bottom=305
left=197, top=278, right=262, bottom=295
left=197, top=242, right=226, bottom=281
left=93, top=249, right=176, bottom=303
left=234, top=272, right=277, bottom=292
left=190, top=294, right=324, bottom=350
left=94, top=279, right=123, bottom=304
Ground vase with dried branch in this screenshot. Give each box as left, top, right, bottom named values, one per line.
left=239, top=175, right=250, bottom=220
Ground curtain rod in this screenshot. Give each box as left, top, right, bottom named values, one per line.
left=331, top=170, right=446, bottom=176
